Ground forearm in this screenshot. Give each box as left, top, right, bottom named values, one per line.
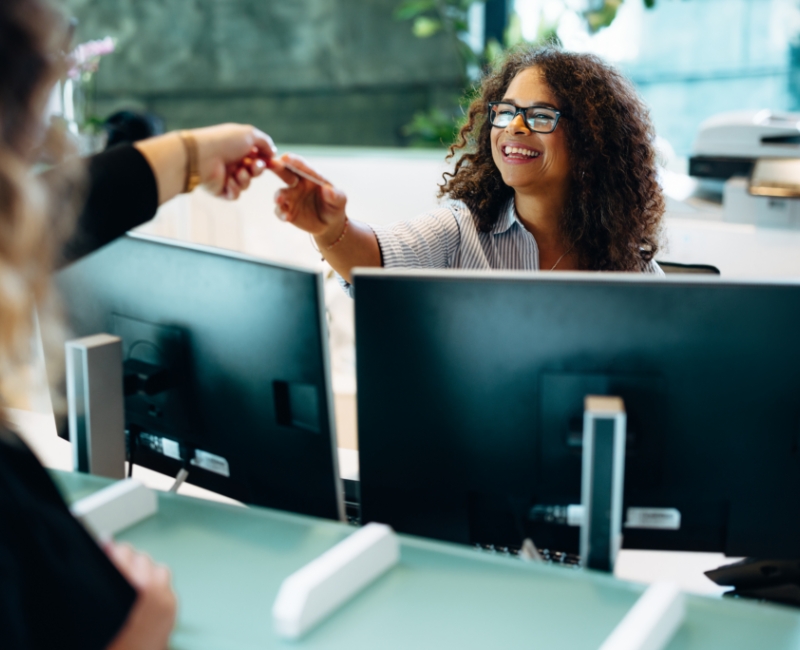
left=314, top=218, right=381, bottom=284
left=133, top=133, right=186, bottom=205
left=56, top=145, right=159, bottom=266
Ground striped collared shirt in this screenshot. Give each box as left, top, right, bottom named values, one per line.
left=340, top=199, right=662, bottom=294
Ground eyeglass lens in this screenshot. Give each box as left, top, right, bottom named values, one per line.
left=490, top=103, right=558, bottom=133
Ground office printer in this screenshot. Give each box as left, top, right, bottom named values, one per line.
left=689, top=110, right=800, bottom=228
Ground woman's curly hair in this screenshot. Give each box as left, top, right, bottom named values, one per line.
left=440, top=46, right=664, bottom=271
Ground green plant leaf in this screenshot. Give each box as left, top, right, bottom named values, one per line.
left=394, top=0, right=437, bottom=21
left=644, top=0, right=656, bottom=7
left=402, top=107, right=455, bottom=147
left=456, top=0, right=480, bottom=10
left=412, top=16, right=443, bottom=38
left=485, top=38, right=505, bottom=67
left=585, top=0, right=623, bottom=33
left=504, top=12, right=524, bottom=48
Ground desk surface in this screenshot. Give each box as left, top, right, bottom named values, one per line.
left=55, top=471, right=800, bottom=650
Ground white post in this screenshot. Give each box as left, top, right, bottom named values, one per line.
left=581, top=395, right=627, bottom=572
left=66, top=334, right=126, bottom=479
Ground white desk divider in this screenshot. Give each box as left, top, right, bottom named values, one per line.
left=70, top=478, right=157, bottom=540
left=66, top=334, right=126, bottom=479
left=599, top=582, right=686, bottom=650
left=581, top=395, right=627, bottom=572
left=272, top=522, right=400, bottom=639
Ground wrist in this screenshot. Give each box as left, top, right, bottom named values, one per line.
left=133, top=132, right=189, bottom=205
left=179, top=131, right=201, bottom=193
left=314, top=216, right=348, bottom=249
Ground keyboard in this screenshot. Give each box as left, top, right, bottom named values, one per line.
left=343, top=481, right=581, bottom=568
left=473, top=543, right=581, bottom=568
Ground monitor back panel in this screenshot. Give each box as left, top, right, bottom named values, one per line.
left=56, top=235, right=342, bottom=520
left=354, top=271, right=800, bottom=557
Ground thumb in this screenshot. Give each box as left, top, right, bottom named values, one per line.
left=250, top=128, right=277, bottom=161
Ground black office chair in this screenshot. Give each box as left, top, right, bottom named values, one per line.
left=656, top=261, right=721, bottom=275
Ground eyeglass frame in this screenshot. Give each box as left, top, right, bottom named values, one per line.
left=487, top=102, right=564, bottom=134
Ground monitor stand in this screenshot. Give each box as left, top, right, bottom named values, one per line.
left=580, top=395, right=627, bottom=573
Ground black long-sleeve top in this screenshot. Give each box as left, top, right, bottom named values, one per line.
left=0, top=145, right=158, bottom=649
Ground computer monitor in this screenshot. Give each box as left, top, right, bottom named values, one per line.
left=354, top=270, right=800, bottom=558
left=55, top=233, right=343, bottom=521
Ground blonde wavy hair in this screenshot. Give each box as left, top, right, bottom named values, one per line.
left=0, top=0, right=82, bottom=413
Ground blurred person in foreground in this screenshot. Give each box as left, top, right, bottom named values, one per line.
left=271, top=46, right=665, bottom=291
left=0, top=1, right=277, bottom=647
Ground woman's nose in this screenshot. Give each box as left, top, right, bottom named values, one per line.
left=506, top=113, right=531, bottom=135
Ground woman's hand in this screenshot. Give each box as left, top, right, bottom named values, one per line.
left=134, top=123, right=277, bottom=205
left=270, top=154, right=348, bottom=246
left=192, top=123, right=276, bottom=200
left=269, top=153, right=380, bottom=283
left=105, top=542, right=177, bottom=650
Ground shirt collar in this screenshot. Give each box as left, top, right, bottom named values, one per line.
left=491, top=199, right=521, bottom=235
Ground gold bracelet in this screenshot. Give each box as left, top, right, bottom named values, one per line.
left=326, top=217, right=349, bottom=250
left=179, top=130, right=201, bottom=193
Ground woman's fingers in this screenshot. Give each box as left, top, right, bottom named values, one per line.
left=268, top=152, right=332, bottom=188
left=105, top=541, right=169, bottom=592
left=250, top=157, right=267, bottom=177
left=239, top=152, right=266, bottom=178
left=267, top=156, right=301, bottom=186
left=280, top=153, right=331, bottom=185
left=106, top=541, right=135, bottom=574
left=225, top=178, right=241, bottom=201
left=236, top=167, right=251, bottom=191
left=250, top=128, right=277, bottom=162
left=105, top=541, right=177, bottom=650
left=218, top=155, right=256, bottom=200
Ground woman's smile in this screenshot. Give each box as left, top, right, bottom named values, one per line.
left=499, top=141, right=543, bottom=164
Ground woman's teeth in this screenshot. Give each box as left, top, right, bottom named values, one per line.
left=503, top=146, right=540, bottom=158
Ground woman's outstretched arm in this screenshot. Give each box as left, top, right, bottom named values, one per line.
left=59, top=124, right=276, bottom=266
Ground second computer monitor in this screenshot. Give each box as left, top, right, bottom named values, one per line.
left=56, top=233, right=343, bottom=521
left=354, top=270, right=800, bottom=558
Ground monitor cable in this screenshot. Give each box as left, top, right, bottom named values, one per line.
left=169, top=468, right=190, bottom=493
left=520, top=538, right=544, bottom=562
left=126, top=427, right=139, bottom=478
left=169, top=446, right=195, bottom=493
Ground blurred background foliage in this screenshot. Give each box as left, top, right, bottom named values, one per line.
left=395, top=0, right=663, bottom=146
left=61, top=0, right=800, bottom=156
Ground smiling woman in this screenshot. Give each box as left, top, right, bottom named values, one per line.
left=445, top=47, right=664, bottom=272
left=270, top=45, right=665, bottom=287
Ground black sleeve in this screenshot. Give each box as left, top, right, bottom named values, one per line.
left=0, top=430, right=137, bottom=649
left=59, top=144, right=159, bottom=266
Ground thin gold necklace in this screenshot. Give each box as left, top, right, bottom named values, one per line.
left=512, top=205, right=573, bottom=271
left=548, top=245, right=574, bottom=271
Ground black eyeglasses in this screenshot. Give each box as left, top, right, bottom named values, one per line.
left=488, top=102, right=563, bottom=134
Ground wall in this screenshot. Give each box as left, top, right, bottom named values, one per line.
left=63, top=0, right=464, bottom=146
